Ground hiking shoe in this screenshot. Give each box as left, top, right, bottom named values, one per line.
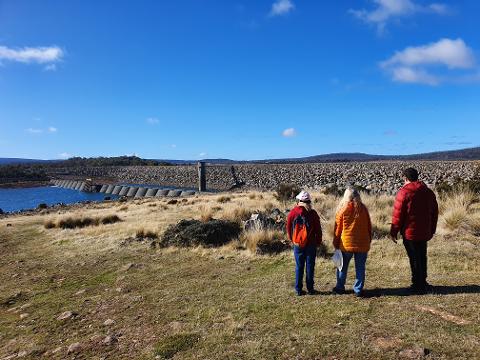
left=332, top=287, right=345, bottom=295
left=296, top=290, right=306, bottom=296
left=354, top=291, right=365, bottom=298
left=307, top=289, right=319, bottom=295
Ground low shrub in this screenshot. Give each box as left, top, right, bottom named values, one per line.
left=43, top=220, right=56, bottom=229
left=37, top=203, right=48, bottom=210
left=161, top=219, right=242, bottom=248
left=217, top=196, right=231, bottom=203
left=136, top=229, right=158, bottom=240
left=100, top=214, right=121, bottom=225
left=274, top=183, right=301, bottom=204
left=45, top=214, right=121, bottom=229
left=242, top=229, right=289, bottom=255
left=223, top=206, right=254, bottom=224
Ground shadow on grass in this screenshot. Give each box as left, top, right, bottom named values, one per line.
left=363, top=285, right=480, bottom=297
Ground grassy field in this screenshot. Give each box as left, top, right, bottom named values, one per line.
left=0, top=190, right=479, bottom=359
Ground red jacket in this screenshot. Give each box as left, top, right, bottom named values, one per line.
left=390, top=181, right=438, bottom=241
left=286, top=205, right=322, bottom=246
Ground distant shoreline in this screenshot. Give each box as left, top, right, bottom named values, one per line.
left=0, top=181, right=50, bottom=189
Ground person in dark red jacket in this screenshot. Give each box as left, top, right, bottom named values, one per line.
left=286, top=191, right=322, bottom=296
left=390, top=168, right=438, bottom=294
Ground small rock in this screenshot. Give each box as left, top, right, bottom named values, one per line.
left=103, top=335, right=118, bottom=346
left=121, top=263, right=136, bottom=271
left=17, top=350, right=28, bottom=357
left=19, top=313, right=29, bottom=319
left=67, top=342, right=81, bottom=354
left=75, top=289, right=86, bottom=296
left=57, top=311, right=77, bottom=321
left=399, top=347, right=430, bottom=359
left=51, top=347, right=62, bottom=354
left=103, top=319, right=115, bottom=326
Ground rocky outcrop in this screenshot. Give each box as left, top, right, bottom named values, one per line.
left=48, top=161, right=479, bottom=194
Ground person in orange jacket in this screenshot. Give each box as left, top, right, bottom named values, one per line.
left=332, top=187, right=372, bottom=297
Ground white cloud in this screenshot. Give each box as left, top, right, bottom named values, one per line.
left=44, top=64, right=57, bottom=72
left=0, top=45, right=64, bottom=64
left=350, top=0, right=450, bottom=33
left=199, top=152, right=207, bottom=157
left=146, top=117, right=159, bottom=125
left=59, top=152, right=71, bottom=159
left=381, top=38, right=477, bottom=85
left=26, top=126, right=59, bottom=134
left=282, top=128, right=297, bottom=137
left=170, top=144, right=177, bottom=148
left=26, top=128, right=43, bottom=134
left=382, top=38, right=475, bottom=69
left=269, top=0, right=295, bottom=17
left=390, top=66, right=440, bottom=85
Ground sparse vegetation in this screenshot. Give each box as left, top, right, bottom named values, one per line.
left=135, top=228, right=158, bottom=240
left=44, top=214, right=121, bottom=229
left=216, top=195, right=231, bottom=203
left=1, top=189, right=480, bottom=359
left=274, top=183, right=301, bottom=204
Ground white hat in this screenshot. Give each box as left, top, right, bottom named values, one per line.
left=296, top=190, right=311, bottom=202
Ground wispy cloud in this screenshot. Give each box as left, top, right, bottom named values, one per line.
left=26, top=126, right=58, bottom=134
left=146, top=117, right=159, bottom=125
left=43, top=64, right=57, bottom=72
left=170, top=144, right=177, bottom=148
left=199, top=152, right=207, bottom=157
left=282, top=128, right=297, bottom=137
left=269, top=0, right=295, bottom=17
left=26, top=128, right=43, bottom=134
left=383, top=130, right=398, bottom=136
left=350, top=0, right=450, bottom=34
left=0, top=45, right=64, bottom=64
left=59, top=152, right=71, bottom=159
left=380, top=38, right=477, bottom=85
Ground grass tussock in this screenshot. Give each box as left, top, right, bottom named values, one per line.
left=241, top=228, right=288, bottom=255
left=135, top=228, right=158, bottom=240
left=154, top=333, right=199, bottom=359
left=216, top=196, right=231, bottom=203
left=44, top=214, right=121, bottom=229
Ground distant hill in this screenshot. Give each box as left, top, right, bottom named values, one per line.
left=2, top=146, right=480, bottom=166
left=0, top=158, right=55, bottom=165
left=158, top=146, right=480, bottom=164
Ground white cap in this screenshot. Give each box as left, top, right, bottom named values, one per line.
left=295, top=190, right=311, bottom=202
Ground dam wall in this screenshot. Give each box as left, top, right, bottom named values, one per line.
left=49, top=161, right=478, bottom=194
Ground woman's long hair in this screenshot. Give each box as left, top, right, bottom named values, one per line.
left=336, top=187, right=363, bottom=218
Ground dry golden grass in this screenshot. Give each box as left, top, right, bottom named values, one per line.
left=0, top=189, right=479, bottom=359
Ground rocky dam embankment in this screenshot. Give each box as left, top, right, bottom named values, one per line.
left=49, top=161, right=479, bottom=194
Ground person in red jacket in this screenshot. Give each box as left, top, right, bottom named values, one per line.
left=390, top=168, right=438, bottom=294
left=286, top=191, right=322, bottom=296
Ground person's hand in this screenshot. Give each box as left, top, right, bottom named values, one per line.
left=390, top=233, right=398, bottom=244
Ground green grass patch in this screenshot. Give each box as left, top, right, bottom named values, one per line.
left=153, top=333, right=199, bottom=359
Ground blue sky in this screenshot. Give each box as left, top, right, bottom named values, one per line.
left=0, top=0, right=479, bottom=160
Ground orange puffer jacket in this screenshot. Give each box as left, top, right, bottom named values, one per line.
left=334, top=201, right=372, bottom=253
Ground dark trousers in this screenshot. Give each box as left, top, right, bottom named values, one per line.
left=293, top=244, right=317, bottom=292
left=403, top=240, right=428, bottom=289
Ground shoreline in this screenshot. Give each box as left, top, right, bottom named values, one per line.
left=0, top=181, right=50, bottom=189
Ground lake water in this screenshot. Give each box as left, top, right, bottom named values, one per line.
left=0, top=186, right=117, bottom=213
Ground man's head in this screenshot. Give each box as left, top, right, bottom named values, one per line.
left=403, top=167, right=419, bottom=183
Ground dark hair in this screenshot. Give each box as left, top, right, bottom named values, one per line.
left=403, top=167, right=419, bottom=181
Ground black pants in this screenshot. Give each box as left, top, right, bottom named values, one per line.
left=403, top=240, right=428, bottom=289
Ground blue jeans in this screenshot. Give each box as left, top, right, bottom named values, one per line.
left=335, top=251, right=368, bottom=294
left=294, top=244, right=317, bottom=292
